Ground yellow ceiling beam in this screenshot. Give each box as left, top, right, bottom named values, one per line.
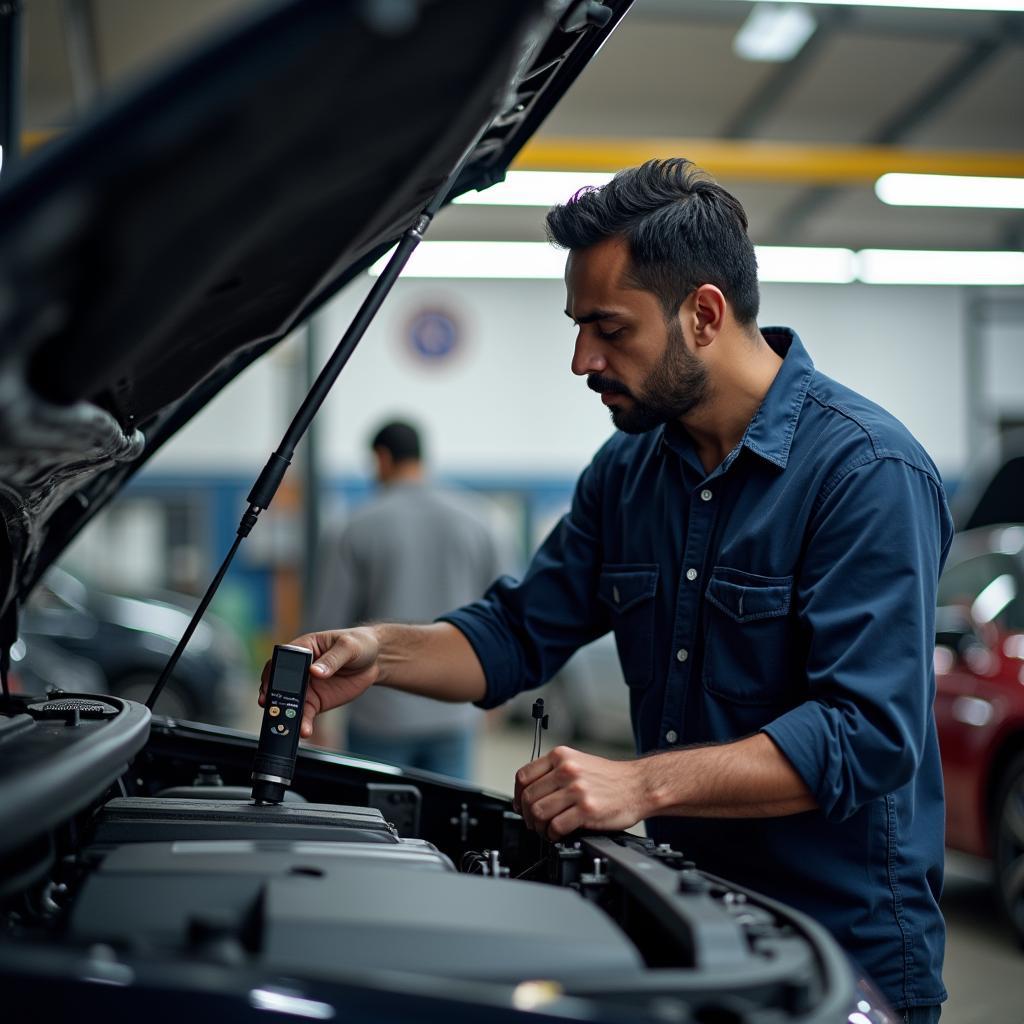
left=21, top=130, right=1024, bottom=183
left=21, top=129, right=60, bottom=151
left=514, top=137, right=1024, bottom=184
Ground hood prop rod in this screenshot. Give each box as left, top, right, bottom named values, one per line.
left=146, top=137, right=493, bottom=713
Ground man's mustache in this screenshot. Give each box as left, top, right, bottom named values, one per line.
left=587, top=375, right=632, bottom=398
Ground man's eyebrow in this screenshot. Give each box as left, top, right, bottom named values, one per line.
left=563, top=308, right=625, bottom=325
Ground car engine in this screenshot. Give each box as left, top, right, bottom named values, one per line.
left=0, top=692, right=888, bottom=1022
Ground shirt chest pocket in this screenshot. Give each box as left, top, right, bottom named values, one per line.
left=597, top=565, right=659, bottom=689
left=702, top=566, right=794, bottom=706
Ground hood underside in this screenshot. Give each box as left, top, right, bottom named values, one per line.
left=0, top=0, right=631, bottom=616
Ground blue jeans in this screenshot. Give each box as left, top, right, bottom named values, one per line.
left=346, top=723, right=474, bottom=780
left=903, top=1007, right=941, bottom=1024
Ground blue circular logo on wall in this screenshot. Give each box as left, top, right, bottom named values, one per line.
left=406, top=309, right=460, bottom=364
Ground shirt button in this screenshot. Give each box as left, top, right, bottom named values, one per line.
left=665, top=730, right=678, bottom=744
left=686, top=568, right=698, bottom=581
left=676, top=648, right=688, bottom=663
left=700, top=489, right=713, bottom=502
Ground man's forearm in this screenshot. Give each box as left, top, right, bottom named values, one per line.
left=639, top=732, right=816, bottom=819
left=372, top=621, right=487, bottom=703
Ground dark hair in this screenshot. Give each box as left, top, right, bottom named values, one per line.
left=545, top=158, right=759, bottom=325
left=370, top=420, right=422, bottom=463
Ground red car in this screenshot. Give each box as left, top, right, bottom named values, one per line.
left=934, top=523, right=1024, bottom=943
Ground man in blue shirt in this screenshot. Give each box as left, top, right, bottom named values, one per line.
left=269, top=159, right=951, bottom=1021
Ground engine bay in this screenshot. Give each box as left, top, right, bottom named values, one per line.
left=0, top=691, right=869, bottom=1022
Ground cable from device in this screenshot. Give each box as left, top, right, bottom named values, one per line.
left=530, top=698, right=549, bottom=760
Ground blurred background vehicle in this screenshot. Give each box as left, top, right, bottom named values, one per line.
left=6, top=633, right=107, bottom=696
left=934, top=523, right=1024, bottom=946
left=19, top=566, right=251, bottom=723
left=950, top=428, right=1024, bottom=534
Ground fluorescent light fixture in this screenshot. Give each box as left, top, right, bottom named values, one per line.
left=734, top=3, right=817, bottom=62
left=371, top=242, right=855, bottom=283
left=369, top=241, right=567, bottom=279
left=371, top=241, right=1024, bottom=286
left=727, top=0, right=1024, bottom=11
left=858, top=249, right=1024, bottom=286
left=453, top=170, right=614, bottom=207
left=756, top=246, right=855, bottom=283
left=876, top=173, right=1024, bottom=209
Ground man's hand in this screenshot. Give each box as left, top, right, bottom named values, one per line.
left=259, top=628, right=380, bottom=739
left=513, top=734, right=817, bottom=838
left=513, top=745, right=650, bottom=840
left=258, top=623, right=487, bottom=739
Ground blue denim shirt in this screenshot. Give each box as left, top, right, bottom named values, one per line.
left=443, top=329, right=952, bottom=1010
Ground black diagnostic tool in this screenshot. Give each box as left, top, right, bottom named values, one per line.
left=251, top=644, right=313, bottom=804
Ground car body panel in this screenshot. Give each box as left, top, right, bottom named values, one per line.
left=0, top=0, right=631, bottom=612
left=935, top=526, right=1024, bottom=860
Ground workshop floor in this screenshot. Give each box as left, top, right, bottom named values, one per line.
left=474, top=724, right=1024, bottom=1024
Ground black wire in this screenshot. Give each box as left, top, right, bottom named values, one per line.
left=461, top=851, right=486, bottom=874
left=514, top=855, right=548, bottom=880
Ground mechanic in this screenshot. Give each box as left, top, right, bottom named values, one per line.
left=267, top=159, right=951, bottom=1023
left=308, top=419, right=511, bottom=778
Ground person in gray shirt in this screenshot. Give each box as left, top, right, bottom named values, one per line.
left=309, top=419, right=513, bottom=778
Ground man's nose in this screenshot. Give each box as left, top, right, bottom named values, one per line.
left=571, top=335, right=607, bottom=376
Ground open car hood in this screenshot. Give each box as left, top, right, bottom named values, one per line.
left=0, top=0, right=631, bottom=619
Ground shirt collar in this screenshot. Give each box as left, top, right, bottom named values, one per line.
left=739, top=327, right=814, bottom=470
left=656, top=326, right=814, bottom=472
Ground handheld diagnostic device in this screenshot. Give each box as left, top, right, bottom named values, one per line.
left=251, top=643, right=313, bottom=804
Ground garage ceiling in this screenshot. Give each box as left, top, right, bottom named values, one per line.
left=14, top=0, right=1024, bottom=252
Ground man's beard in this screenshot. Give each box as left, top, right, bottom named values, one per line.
left=588, top=319, right=710, bottom=434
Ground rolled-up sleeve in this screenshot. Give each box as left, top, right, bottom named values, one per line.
left=762, top=456, right=952, bottom=822
left=440, top=454, right=610, bottom=710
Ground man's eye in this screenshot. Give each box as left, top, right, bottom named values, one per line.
left=597, top=326, right=624, bottom=341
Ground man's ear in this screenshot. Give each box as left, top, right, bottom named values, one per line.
left=691, top=285, right=727, bottom=347
left=373, top=446, right=393, bottom=482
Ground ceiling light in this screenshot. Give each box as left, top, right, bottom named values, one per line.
left=452, top=170, right=615, bottom=207
left=857, top=249, right=1024, bottom=286
left=876, top=173, right=1024, bottom=209
left=731, top=0, right=1024, bottom=12
left=734, top=4, right=817, bottom=62
left=369, top=241, right=567, bottom=279
left=756, top=246, right=855, bottom=283
left=370, top=242, right=1024, bottom=286
left=372, top=243, right=854, bottom=282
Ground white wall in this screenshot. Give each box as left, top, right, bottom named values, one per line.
left=759, top=283, right=969, bottom=474
left=152, top=274, right=1016, bottom=483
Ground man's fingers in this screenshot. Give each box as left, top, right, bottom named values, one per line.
left=513, top=756, right=549, bottom=816
left=514, top=751, right=554, bottom=795
left=526, top=788, right=576, bottom=833
left=546, top=807, right=583, bottom=841
left=521, top=770, right=563, bottom=814
left=310, top=634, right=361, bottom=678
left=300, top=686, right=323, bottom=739
left=257, top=629, right=377, bottom=732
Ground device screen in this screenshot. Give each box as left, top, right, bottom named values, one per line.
left=272, top=650, right=307, bottom=695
